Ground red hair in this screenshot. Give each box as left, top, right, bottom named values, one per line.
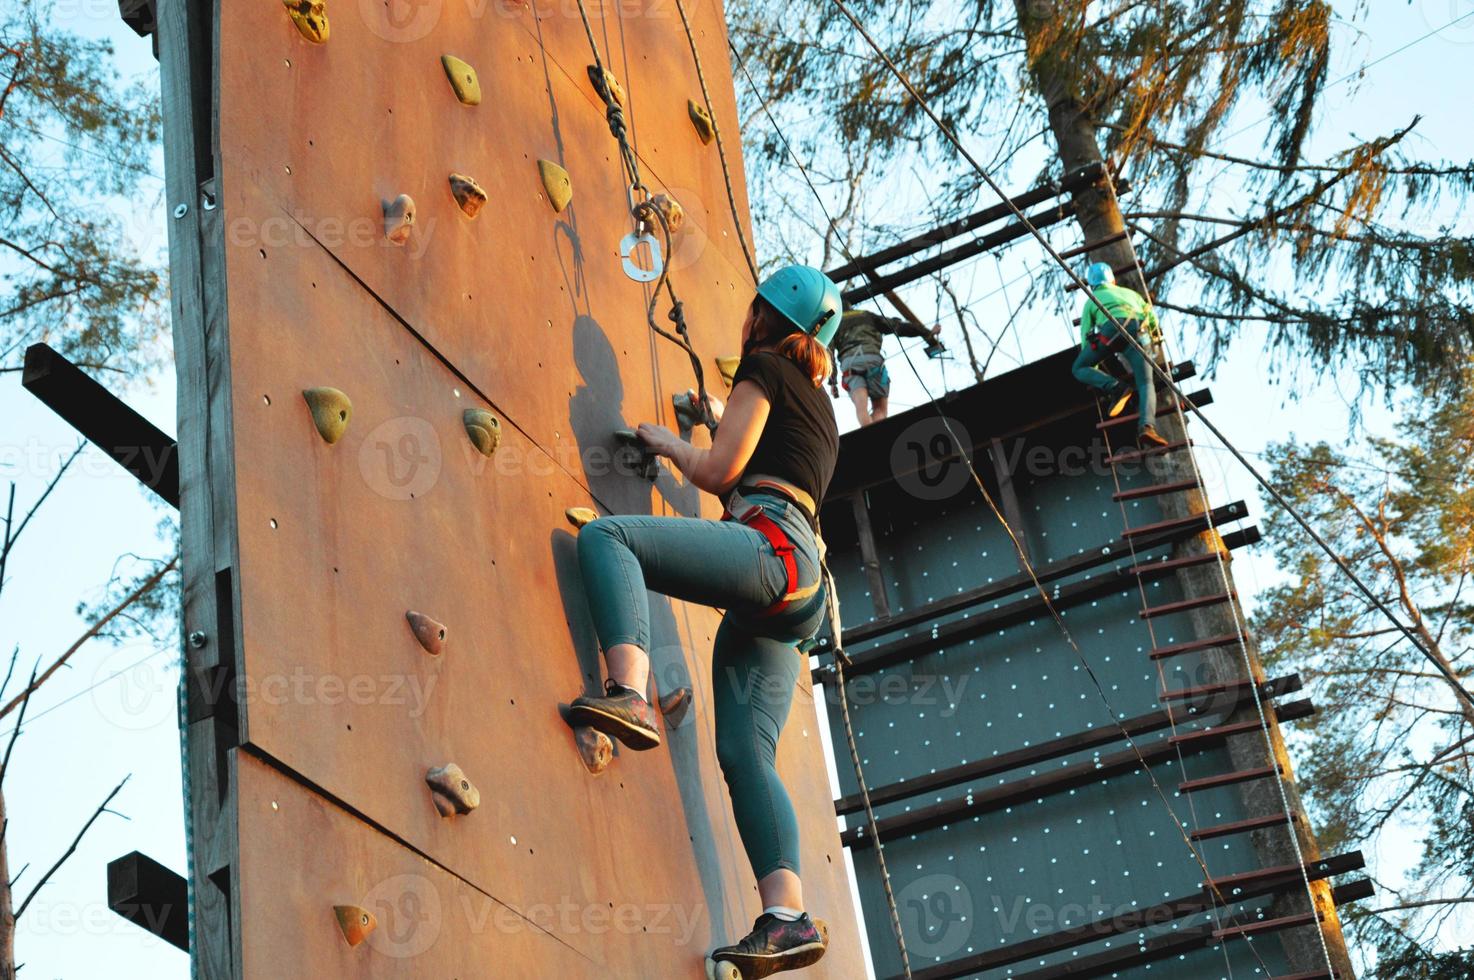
left=750, top=297, right=832, bottom=388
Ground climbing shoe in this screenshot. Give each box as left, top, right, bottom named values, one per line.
left=567, top=678, right=661, bottom=751
left=1138, top=426, right=1170, bottom=449
left=707, top=913, right=827, bottom=979
left=1106, top=385, right=1134, bottom=419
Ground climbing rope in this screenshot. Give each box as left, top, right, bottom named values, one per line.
left=673, top=0, right=760, bottom=286
left=572, top=0, right=715, bottom=429
left=735, top=34, right=1289, bottom=975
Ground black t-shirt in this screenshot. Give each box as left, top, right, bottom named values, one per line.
left=732, top=351, right=839, bottom=510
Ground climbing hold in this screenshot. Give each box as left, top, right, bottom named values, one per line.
left=405, top=611, right=447, bottom=656
left=565, top=507, right=599, bottom=529
left=537, top=160, right=572, bottom=213
left=614, top=429, right=659, bottom=482
left=426, top=763, right=480, bottom=817
left=574, top=726, right=614, bottom=775
left=283, top=0, right=329, bottom=43
left=333, top=905, right=376, bottom=948
left=448, top=173, right=487, bottom=219
left=301, top=387, right=352, bottom=445
left=715, top=355, right=741, bottom=389
left=586, top=65, right=625, bottom=108
left=649, top=193, right=685, bottom=235
left=672, top=390, right=709, bottom=433
left=688, top=99, right=715, bottom=145
left=440, top=54, right=481, bottom=106
left=462, top=408, right=501, bottom=458
left=659, top=687, right=692, bottom=729
left=383, top=194, right=416, bottom=245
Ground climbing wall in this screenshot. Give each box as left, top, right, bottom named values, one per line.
left=177, top=0, right=865, bottom=974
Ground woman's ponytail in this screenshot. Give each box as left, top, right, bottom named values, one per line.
left=775, top=331, right=832, bottom=389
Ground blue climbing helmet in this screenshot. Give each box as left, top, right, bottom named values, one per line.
left=756, top=265, right=844, bottom=347
left=1086, top=261, right=1116, bottom=288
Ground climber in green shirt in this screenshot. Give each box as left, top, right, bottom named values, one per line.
left=829, top=309, right=942, bottom=426
left=1071, top=262, right=1168, bottom=448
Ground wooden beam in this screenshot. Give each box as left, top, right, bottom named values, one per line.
left=21, top=343, right=179, bottom=508
left=850, top=491, right=891, bottom=620
left=107, top=851, right=189, bottom=952
left=988, top=437, right=1031, bottom=567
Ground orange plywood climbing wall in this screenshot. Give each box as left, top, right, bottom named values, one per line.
left=202, top=0, right=865, bottom=975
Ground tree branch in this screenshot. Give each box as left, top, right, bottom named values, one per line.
left=13, top=776, right=129, bottom=921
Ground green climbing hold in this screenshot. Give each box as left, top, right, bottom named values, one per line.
left=537, top=160, right=572, bottom=213
left=688, top=99, right=714, bottom=145
left=463, top=408, right=501, bottom=458
left=441, top=54, right=481, bottom=106
left=302, top=387, right=352, bottom=444
left=283, top=0, right=329, bottom=44
left=449, top=173, right=487, bottom=219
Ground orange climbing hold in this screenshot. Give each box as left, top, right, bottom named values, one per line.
left=537, top=159, right=572, bottom=213
left=449, top=173, right=487, bottom=218
left=301, top=387, right=351, bottom=444
left=650, top=193, right=685, bottom=234
left=440, top=54, right=481, bottom=105
left=332, top=905, right=375, bottom=948
left=405, top=611, right=447, bottom=655
left=282, top=0, right=329, bottom=43
left=383, top=194, right=415, bottom=245
left=462, top=408, right=501, bottom=457
left=425, top=763, right=479, bottom=817
left=688, top=99, right=715, bottom=144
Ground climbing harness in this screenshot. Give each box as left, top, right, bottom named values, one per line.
left=724, top=476, right=823, bottom=617
left=573, top=0, right=715, bottom=430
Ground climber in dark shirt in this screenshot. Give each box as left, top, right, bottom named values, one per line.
left=829, top=308, right=941, bottom=426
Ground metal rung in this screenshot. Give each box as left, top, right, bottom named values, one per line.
left=1149, top=631, right=1244, bottom=660
left=1106, top=439, right=1190, bottom=466
left=1179, top=764, right=1281, bottom=794
left=1189, top=811, right=1297, bottom=841
left=1114, top=478, right=1200, bottom=501
left=1141, top=591, right=1236, bottom=620
left=1213, top=910, right=1321, bottom=941
left=1128, top=552, right=1221, bottom=578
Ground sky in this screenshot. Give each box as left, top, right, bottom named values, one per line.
left=2, top=0, right=1471, bottom=976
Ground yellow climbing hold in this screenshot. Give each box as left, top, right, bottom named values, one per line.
left=715, top=355, right=741, bottom=389
left=537, top=159, right=572, bottom=213
left=426, top=763, right=480, bottom=817
left=463, top=408, right=502, bottom=458
left=333, top=905, right=376, bottom=948
left=688, top=99, right=714, bottom=145
left=441, top=54, right=481, bottom=106
left=405, top=611, right=448, bottom=656
left=565, top=507, right=599, bottom=529
left=383, top=194, right=415, bottom=245
left=283, top=0, right=329, bottom=44
left=449, top=173, right=487, bottom=219
left=650, top=193, right=685, bottom=234
left=302, top=387, right=352, bottom=444
left=586, top=65, right=625, bottom=107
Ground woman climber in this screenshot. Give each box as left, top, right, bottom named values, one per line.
left=1071, top=261, right=1170, bottom=448
left=567, top=264, right=842, bottom=978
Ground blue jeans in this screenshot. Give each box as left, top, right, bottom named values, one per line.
left=577, top=493, right=827, bottom=879
left=1071, top=317, right=1157, bottom=432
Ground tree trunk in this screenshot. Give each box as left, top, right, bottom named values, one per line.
left=1014, top=3, right=1359, bottom=977
left=1, top=788, right=14, bottom=980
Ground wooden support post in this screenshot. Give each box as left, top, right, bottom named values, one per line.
left=21, top=343, right=180, bottom=508
left=988, top=438, right=1030, bottom=567
left=850, top=491, right=890, bottom=620
left=107, top=851, right=189, bottom=952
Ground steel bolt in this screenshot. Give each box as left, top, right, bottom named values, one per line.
left=188, top=630, right=208, bottom=649
left=173, top=203, right=189, bottom=219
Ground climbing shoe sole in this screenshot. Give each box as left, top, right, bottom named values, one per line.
left=566, top=702, right=662, bottom=751
left=722, top=941, right=827, bottom=978
left=1107, top=389, right=1134, bottom=418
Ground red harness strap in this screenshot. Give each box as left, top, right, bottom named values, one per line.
left=725, top=506, right=799, bottom=617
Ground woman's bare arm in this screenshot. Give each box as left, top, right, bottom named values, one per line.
left=637, top=381, right=769, bottom=495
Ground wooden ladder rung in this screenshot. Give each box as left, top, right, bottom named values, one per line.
left=1189, top=811, right=1297, bottom=841
left=1096, top=393, right=1209, bottom=430
left=1160, top=676, right=1254, bottom=702
left=1213, top=910, right=1321, bottom=941
left=1106, top=439, right=1190, bottom=466
left=1128, top=552, right=1220, bottom=579
left=1179, top=764, right=1282, bottom=794
left=1270, top=971, right=1336, bottom=979
left=1113, top=478, right=1200, bottom=502
left=1123, top=509, right=1223, bottom=540
left=1169, top=714, right=1273, bottom=748
left=1149, top=631, right=1244, bottom=660
left=1141, top=591, right=1236, bottom=620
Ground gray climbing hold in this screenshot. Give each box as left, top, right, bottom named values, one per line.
left=426, top=763, right=479, bottom=817
left=383, top=194, right=416, bottom=245
left=463, top=408, right=501, bottom=458
left=449, top=173, right=487, bottom=218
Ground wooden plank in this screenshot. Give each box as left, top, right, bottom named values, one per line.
left=988, top=437, right=1031, bottom=567
left=1106, top=439, right=1191, bottom=466
left=1094, top=388, right=1213, bottom=429
left=1112, top=477, right=1199, bottom=501
left=850, top=491, right=890, bottom=619
left=1122, top=499, right=1248, bottom=540
left=1141, top=590, right=1237, bottom=620
left=1169, top=700, right=1314, bottom=749
left=1179, top=764, right=1281, bottom=795
left=1190, top=811, right=1298, bottom=842
left=1213, top=910, right=1321, bottom=941
left=1149, top=630, right=1245, bottom=660
left=107, top=850, right=190, bottom=952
